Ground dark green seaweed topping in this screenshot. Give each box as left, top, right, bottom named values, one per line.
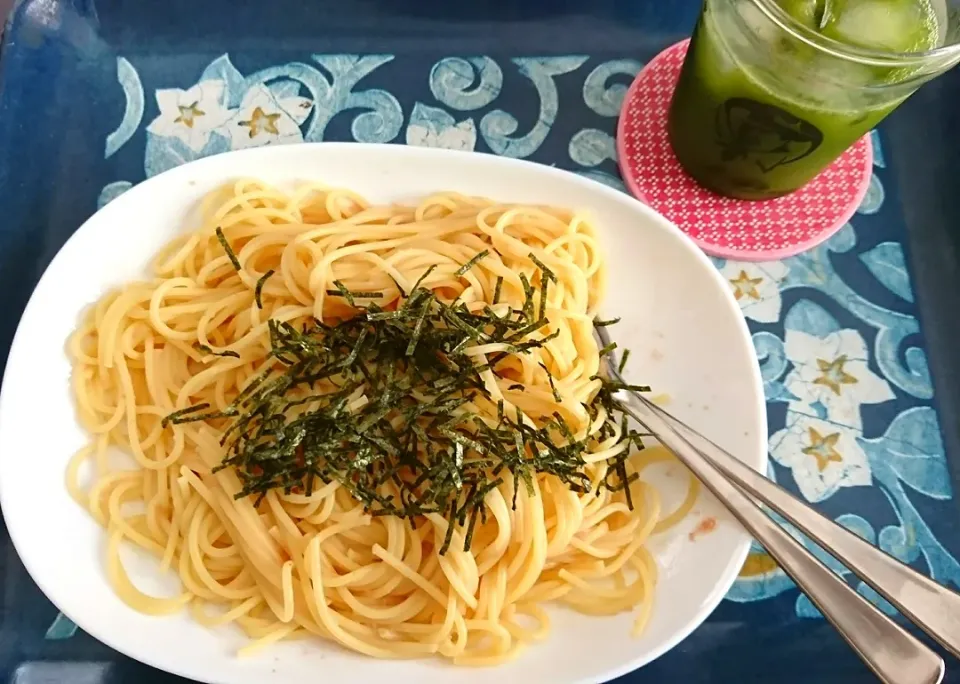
left=195, top=343, right=241, bottom=359
left=599, top=341, right=617, bottom=358
left=492, top=276, right=504, bottom=306
left=326, top=280, right=384, bottom=307
left=529, top=253, right=556, bottom=320
left=164, top=280, right=649, bottom=552
left=594, top=317, right=621, bottom=327
left=255, top=270, right=275, bottom=310
left=162, top=403, right=212, bottom=428
left=215, top=227, right=242, bottom=271
left=454, top=250, right=489, bottom=277
left=540, top=362, right=563, bottom=403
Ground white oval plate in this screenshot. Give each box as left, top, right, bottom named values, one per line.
left=0, top=144, right=766, bottom=684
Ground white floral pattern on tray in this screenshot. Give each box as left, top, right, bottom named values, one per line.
left=147, top=80, right=234, bottom=153
left=58, top=52, right=957, bottom=641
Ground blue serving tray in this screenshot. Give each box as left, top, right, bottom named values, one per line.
left=1, top=1, right=959, bottom=682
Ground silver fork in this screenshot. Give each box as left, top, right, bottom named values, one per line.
left=594, top=323, right=956, bottom=684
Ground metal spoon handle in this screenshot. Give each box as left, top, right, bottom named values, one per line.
left=646, top=395, right=960, bottom=662
left=618, top=398, right=944, bottom=684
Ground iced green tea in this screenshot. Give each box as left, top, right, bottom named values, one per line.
left=667, top=0, right=944, bottom=200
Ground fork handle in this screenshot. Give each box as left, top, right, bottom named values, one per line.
left=649, top=398, right=960, bottom=662
left=619, top=399, right=944, bottom=684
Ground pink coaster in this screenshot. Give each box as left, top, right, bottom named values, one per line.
left=617, top=39, right=873, bottom=261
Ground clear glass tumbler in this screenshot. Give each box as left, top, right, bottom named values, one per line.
left=667, top=0, right=960, bottom=200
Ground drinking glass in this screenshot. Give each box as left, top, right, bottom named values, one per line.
left=667, top=0, right=960, bottom=200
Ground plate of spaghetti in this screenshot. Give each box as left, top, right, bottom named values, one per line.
left=0, top=144, right=766, bottom=684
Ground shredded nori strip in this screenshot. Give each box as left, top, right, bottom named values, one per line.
left=255, top=270, right=275, bottom=309
left=455, top=250, right=489, bottom=277
left=492, top=276, right=504, bottom=305
left=594, top=317, right=621, bottom=327
left=164, top=279, right=649, bottom=553
left=162, top=403, right=211, bottom=428
left=215, top=227, right=242, bottom=271
left=195, top=343, right=240, bottom=359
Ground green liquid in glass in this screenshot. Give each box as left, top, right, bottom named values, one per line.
left=667, top=0, right=940, bottom=200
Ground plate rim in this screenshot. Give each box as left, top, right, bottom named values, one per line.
left=0, top=142, right=768, bottom=684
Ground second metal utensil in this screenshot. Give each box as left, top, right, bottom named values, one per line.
left=657, top=398, right=960, bottom=661
left=594, top=324, right=944, bottom=684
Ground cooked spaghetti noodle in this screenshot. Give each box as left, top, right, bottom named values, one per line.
left=66, top=180, right=698, bottom=665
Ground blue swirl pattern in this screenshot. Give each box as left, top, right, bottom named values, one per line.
left=104, top=58, right=144, bottom=159
left=480, top=57, right=588, bottom=157
left=430, top=57, right=503, bottom=111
